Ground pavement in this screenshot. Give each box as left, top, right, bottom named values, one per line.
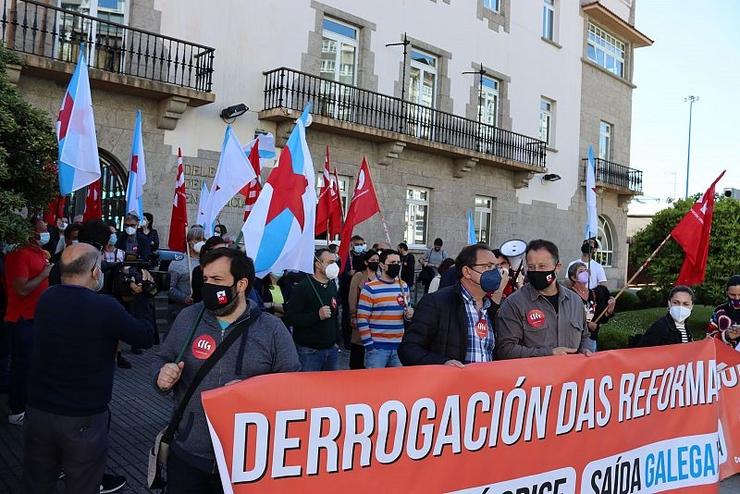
left=1, top=346, right=739, bottom=493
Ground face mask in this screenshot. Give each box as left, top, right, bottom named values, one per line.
left=367, top=261, right=379, bottom=272
left=193, top=241, right=205, bottom=254
left=386, top=264, right=401, bottom=279
left=476, top=269, right=502, bottom=293
left=528, top=270, right=557, bottom=291
left=325, top=262, right=340, bottom=280
left=353, top=244, right=366, bottom=254
left=434, top=246, right=441, bottom=251
left=125, top=227, right=137, bottom=236
left=576, top=271, right=590, bottom=284
left=202, top=283, right=239, bottom=316
left=729, top=299, right=740, bottom=309
left=39, top=232, right=51, bottom=246
left=273, top=271, right=284, bottom=280
left=142, top=219, right=149, bottom=227
left=59, top=222, right=68, bottom=231
left=669, top=305, right=692, bottom=323
left=93, top=267, right=105, bottom=292
left=109, top=234, right=117, bottom=246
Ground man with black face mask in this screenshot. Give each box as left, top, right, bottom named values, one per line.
left=496, top=239, right=591, bottom=359
left=400, top=244, right=502, bottom=366
left=567, top=239, right=607, bottom=289
left=153, top=248, right=299, bottom=492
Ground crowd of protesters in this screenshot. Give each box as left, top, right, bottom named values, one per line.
left=1, top=212, right=738, bottom=493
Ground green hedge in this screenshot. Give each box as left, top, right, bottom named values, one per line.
left=597, top=305, right=712, bottom=351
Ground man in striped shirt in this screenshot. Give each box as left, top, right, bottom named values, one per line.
left=357, top=250, right=413, bottom=368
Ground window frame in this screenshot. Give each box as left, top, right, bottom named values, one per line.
left=542, top=0, right=555, bottom=41
left=539, top=97, right=553, bottom=146
left=482, top=0, right=500, bottom=13
left=409, top=48, right=438, bottom=108
left=474, top=196, right=493, bottom=245
left=479, top=75, right=500, bottom=127
left=404, top=186, right=430, bottom=249
left=320, top=16, right=359, bottom=85
left=595, top=215, right=614, bottom=267
left=599, top=121, right=612, bottom=161
left=587, top=23, right=626, bottom=78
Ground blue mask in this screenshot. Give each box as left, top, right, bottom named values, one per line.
left=477, top=269, right=502, bottom=293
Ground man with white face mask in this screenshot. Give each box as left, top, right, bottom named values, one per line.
left=115, top=212, right=151, bottom=260
left=284, top=248, right=341, bottom=371
left=639, top=285, right=696, bottom=347
left=23, top=243, right=154, bottom=493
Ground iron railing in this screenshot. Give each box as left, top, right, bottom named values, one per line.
left=584, top=157, right=643, bottom=193
left=1, top=0, right=215, bottom=92
left=263, top=67, right=547, bottom=169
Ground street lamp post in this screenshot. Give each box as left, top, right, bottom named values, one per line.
left=684, top=95, right=699, bottom=199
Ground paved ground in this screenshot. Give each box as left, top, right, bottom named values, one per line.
left=1, top=346, right=738, bottom=493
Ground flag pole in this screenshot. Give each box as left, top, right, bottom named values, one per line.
left=592, top=232, right=672, bottom=324
left=185, top=222, right=193, bottom=297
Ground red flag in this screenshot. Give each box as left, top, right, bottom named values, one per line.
left=168, top=148, right=188, bottom=252
left=338, top=157, right=380, bottom=272
left=315, top=146, right=333, bottom=236
left=329, top=167, right=343, bottom=237
left=82, top=180, right=102, bottom=221
left=241, top=138, right=262, bottom=221
left=44, top=195, right=67, bottom=225
left=671, top=170, right=725, bottom=285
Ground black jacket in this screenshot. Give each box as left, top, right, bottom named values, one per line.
left=115, top=231, right=151, bottom=260
left=639, top=314, right=694, bottom=347
left=399, top=283, right=498, bottom=365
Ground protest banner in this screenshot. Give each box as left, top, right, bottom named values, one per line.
left=202, top=339, right=740, bottom=493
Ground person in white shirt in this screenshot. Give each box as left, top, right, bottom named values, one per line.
left=567, top=239, right=607, bottom=289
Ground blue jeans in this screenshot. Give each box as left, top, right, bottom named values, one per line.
left=585, top=339, right=598, bottom=352
left=9, top=318, right=34, bottom=414
left=364, top=347, right=401, bottom=369
left=296, top=345, right=338, bottom=372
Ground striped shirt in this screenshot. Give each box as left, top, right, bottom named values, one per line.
left=461, top=285, right=495, bottom=363
left=676, top=322, right=689, bottom=343
left=357, top=278, right=410, bottom=349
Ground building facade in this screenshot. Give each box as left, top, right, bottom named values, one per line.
left=4, top=0, right=649, bottom=287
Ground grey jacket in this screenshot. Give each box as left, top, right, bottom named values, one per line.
left=495, top=282, right=589, bottom=359
left=168, top=256, right=198, bottom=304
left=151, top=300, right=300, bottom=472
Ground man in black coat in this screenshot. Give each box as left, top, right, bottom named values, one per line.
left=115, top=213, right=151, bottom=261
left=399, top=244, right=501, bottom=366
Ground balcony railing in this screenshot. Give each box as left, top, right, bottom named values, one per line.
left=263, top=67, right=547, bottom=169
left=584, top=157, right=643, bottom=194
left=1, top=0, right=215, bottom=92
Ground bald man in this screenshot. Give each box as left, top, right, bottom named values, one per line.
left=23, top=243, right=155, bottom=494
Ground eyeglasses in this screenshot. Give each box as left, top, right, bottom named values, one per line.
left=470, top=263, right=497, bottom=271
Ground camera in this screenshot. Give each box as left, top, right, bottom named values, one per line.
left=111, top=252, right=176, bottom=298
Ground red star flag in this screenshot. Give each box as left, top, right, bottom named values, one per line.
left=168, top=148, right=188, bottom=252
left=83, top=179, right=102, bottom=221
left=671, top=170, right=725, bottom=285
left=203, top=126, right=256, bottom=236
left=338, top=157, right=380, bottom=272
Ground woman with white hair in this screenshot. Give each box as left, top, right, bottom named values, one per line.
left=167, top=225, right=206, bottom=323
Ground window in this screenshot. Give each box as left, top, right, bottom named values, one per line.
left=59, top=0, right=129, bottom=70
left=483, top=0, right=500, bottom=12
left=539, top=98, right=553, bottom=146
left=474, top=196, right=493, bottom=245
left=542, top=0, right=555, bottom=40
left=587, top=23, right=625, bottom=77
left=404, top=187, right=430, bottom=247
left=479, top=76, right=499, bottom=127
left=599, top=121, right=612, bottom=161
left=408, top=49, right=438, bottom=139
left=321, top=17, right=358, bottom=85
left=595, top=215, right=614, bottom=267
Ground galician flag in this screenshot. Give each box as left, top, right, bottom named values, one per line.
left=125, top=110, right=147, bottom=218
left=242, top=104, right=317, bottom=277
left=584, top=145, right=598, bottom=240
left=56, top=48, right=100, bottom=195
left=197, top=181, right=210, bottom=228
left=203, top=126, right=256, bottom=237
left=467, top=209, right=477, bottom=245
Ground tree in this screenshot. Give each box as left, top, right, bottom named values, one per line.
left=629, top=196, right=740, bottom=305
left=0, top=44, right=58, bottom=245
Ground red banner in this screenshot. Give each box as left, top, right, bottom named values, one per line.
left=202, top=339, right=740, bottom=493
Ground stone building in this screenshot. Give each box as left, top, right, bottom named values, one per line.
left=4, top=0, right=650, bottom=287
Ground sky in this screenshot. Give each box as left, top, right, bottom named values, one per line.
left=629, top=0, right=739, bottom=214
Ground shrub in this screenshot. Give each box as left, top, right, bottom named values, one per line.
left=636, top=286, right=666, bottom=309
left=611, top=290, right=639, bottom=312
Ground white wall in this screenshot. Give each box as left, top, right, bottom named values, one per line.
left=154, top=0, right=586, bottom=209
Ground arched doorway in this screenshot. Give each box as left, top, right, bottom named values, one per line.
left=595, top=215, right=614, bottom=267
left=64, top=149, right=128, bottom=228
